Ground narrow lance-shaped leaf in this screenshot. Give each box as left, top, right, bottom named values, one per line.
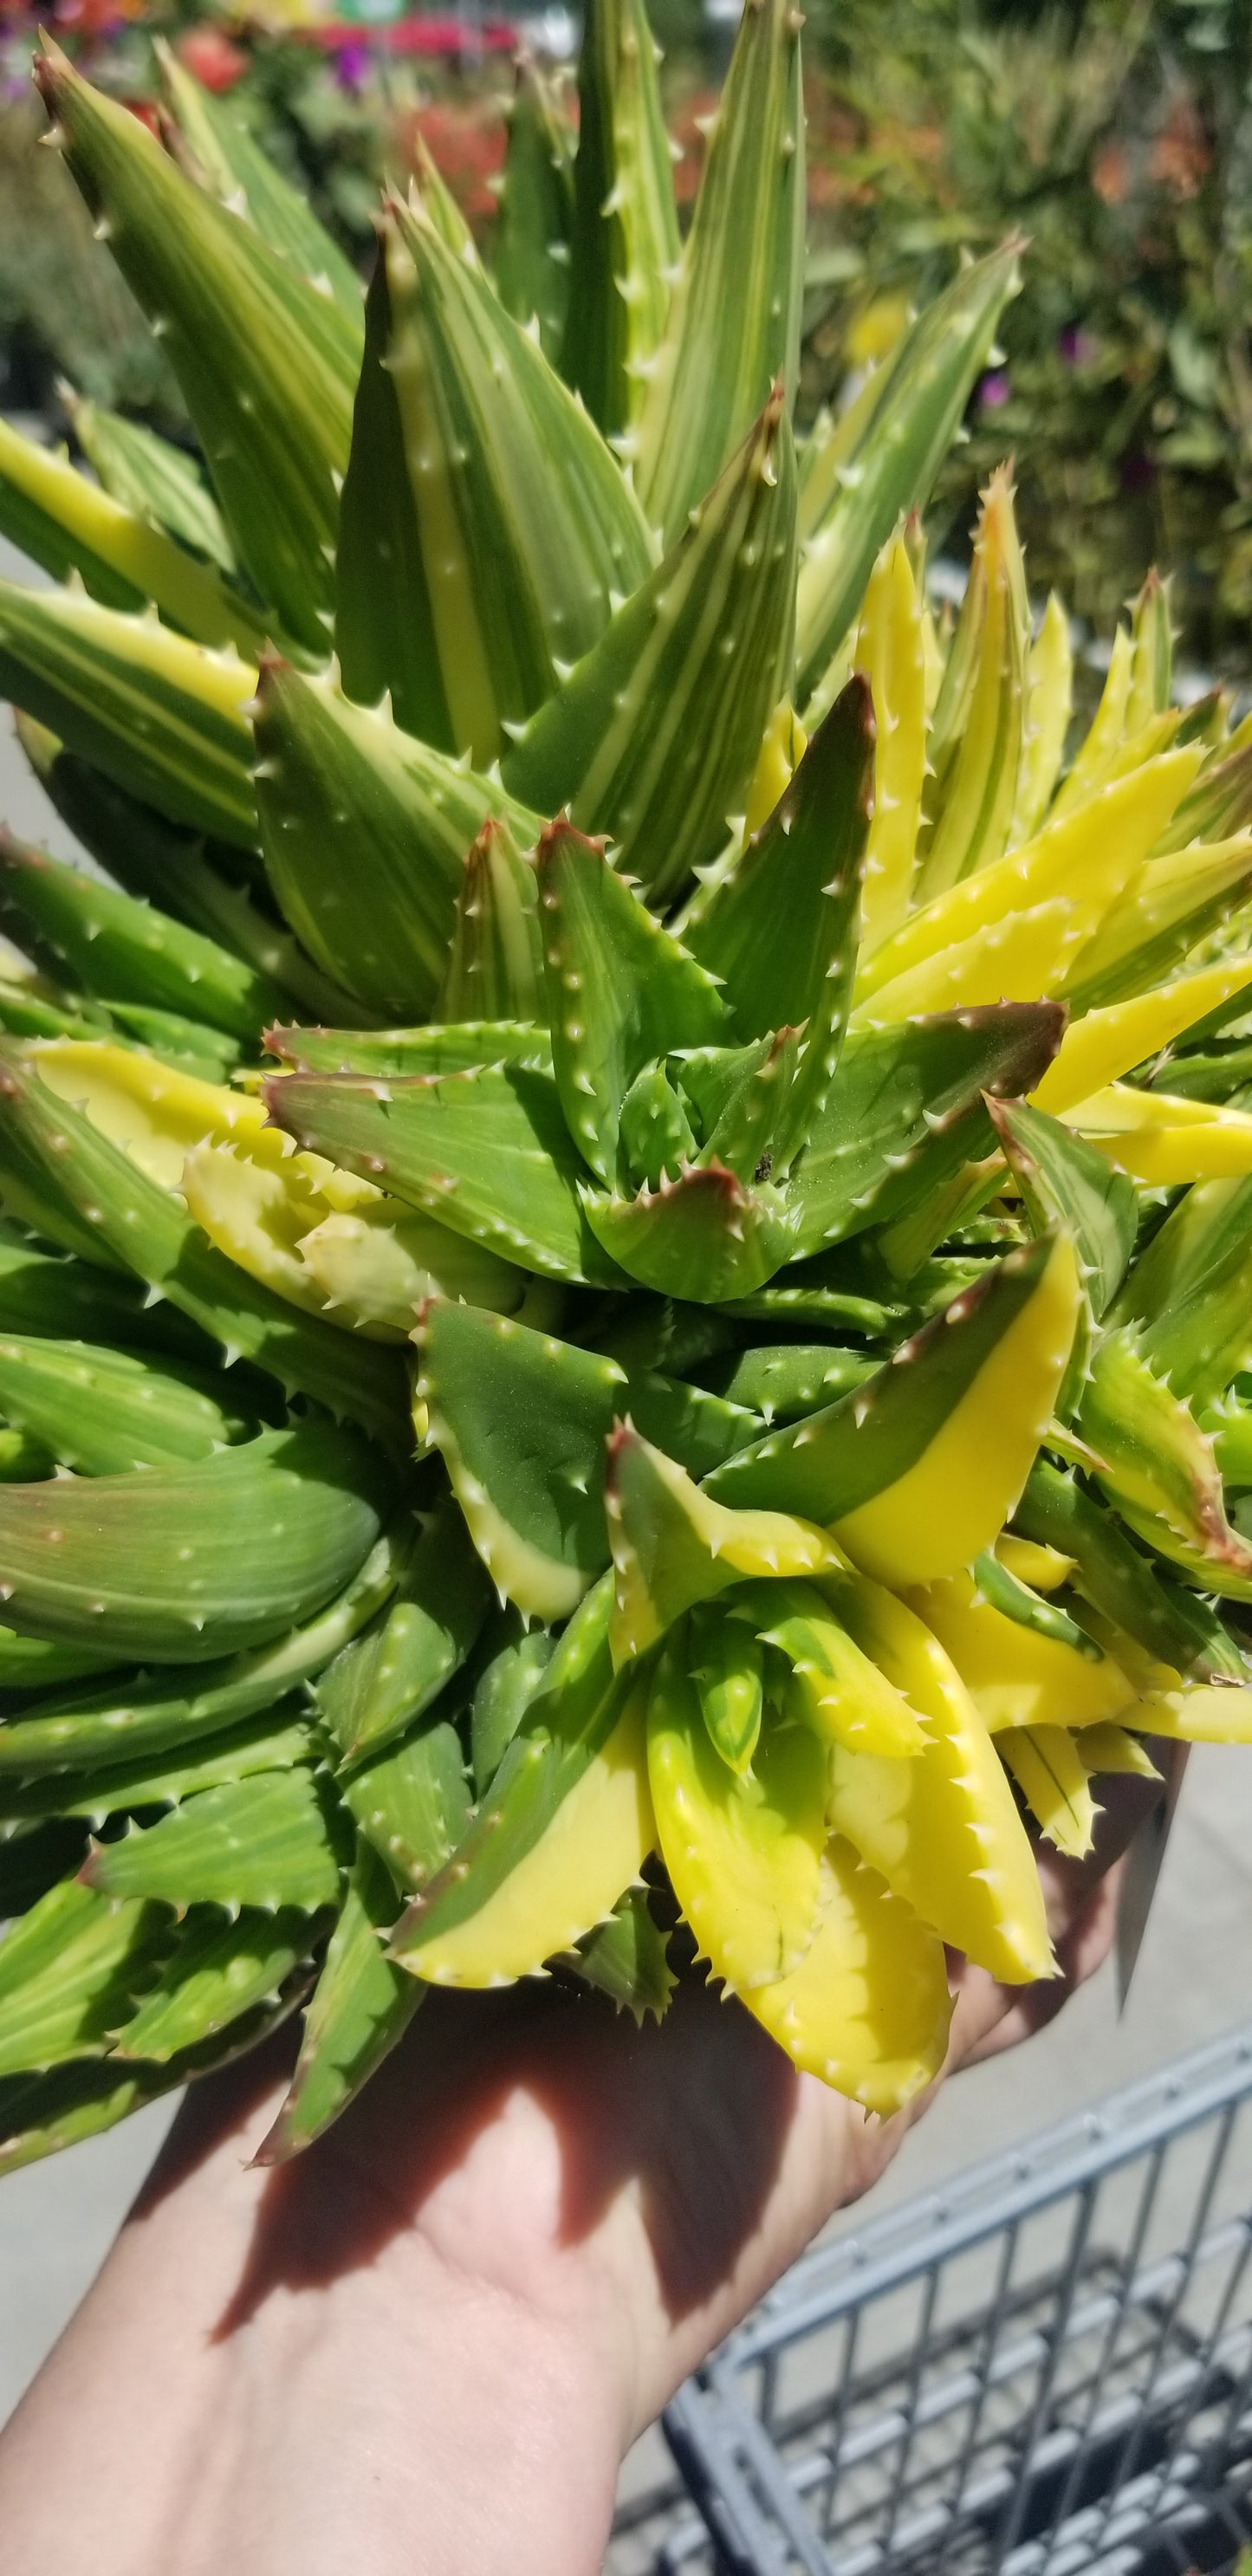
left=631, top=0, right=803, bottom=541
left=537, top=818, right=728, bottom=1184
left=339, top=198, right=654, bottom=771
left=0, top=1419, right=390, bottom=1664
left=68, top=394, right=237, bottom=578
left=82, top=1768, right=347, bottom=1911
left=438, top=821, right=542, bottom=1025
left=1078, top=1329, right=1252, bottom=1599
left=14, top=717, right=361, bottom=1027
left=853, top=535, right=927, bottom=951
left=561, top=1887, right=676, bottom=2024
left=254, top=662, right=541, bottom=1022
left=562, top=0, right=679, bottom=440
left=0, top=582, right=258, bottom=853
left=0, top=1522, right=407, bottom=1774
left=708, top=1236, right=1080, bottom=1586
left=38, top=46, right=360, bottom=652
left=795, top=240, right=1022, bottom=700
left=0, top=1333, right=254, bottom=1476
left=253, top=1838, right=421, bottom=2164
left=989, top=1098, right=1136, bottom=1320
left=0, top=414, right=266, bottom=659
left=1012, top=1459, right=1247, bottom=1684
left=503, top=389, right=797, bottom=902
left=913, top=468, right=1029, bottom=899
left=607, top=1425, right=840, bottom=1663
left=0, top=830, right=287, bottom=1043
left=316, top=1497, right=492, bottom=1766
left=496, top=55, right=576, bottom=367
left=1011, top=593, right=1073, bottom=846
left=340, top=1713, right=473, bottom=1896
left=0, top=1882, right=171, bottom=2078
left=154, top=39, right=364, bottom=324
left=109, top=1904, right=318, bottom=2065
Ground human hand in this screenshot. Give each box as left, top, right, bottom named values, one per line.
left=0, top=1777, right=1154, bottom=2576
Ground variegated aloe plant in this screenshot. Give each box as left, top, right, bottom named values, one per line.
left=0, top=2, right=1251, bottom=2174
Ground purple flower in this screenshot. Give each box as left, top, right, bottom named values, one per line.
left=334, top=39, right=370, bottom=91
left=978, top=369, right=1011, bottom=411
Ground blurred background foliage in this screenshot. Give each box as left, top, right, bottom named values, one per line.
left=3, top=0, right=1252, bottom=672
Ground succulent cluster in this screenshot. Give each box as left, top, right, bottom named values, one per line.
left=1, top=0, right=1251, bottom=2174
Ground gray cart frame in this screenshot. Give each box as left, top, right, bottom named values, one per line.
left=653, top=2025, right=1252, bottom=2576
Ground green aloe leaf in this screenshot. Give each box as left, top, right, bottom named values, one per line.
left=252, top=1838, right=420, bottom=2163
left=0, top=1048, right=409, bottom=1442
left=154, top=40, right=363, bottom=325
left=1079, top=1329, right=1252, bottom=1599
left=686, top=678, right=875, bottom=1045
left=387, top=1570, right=641, bottom=1976
left=0, top=414, right=266, bottom=659
left=693, top=1342, right=877, bottom=1424
left=0, top=583, right=257, bottom=852
left=0, top=1631, right=119, bottom=1695
left=496, top=55, right=576, bottom=367
left=1014, top=1459, right=1246, bottom=1683
left=267, top=1059, right=626, bottom=1286
left=631, top=0, right=803, bottom=542
left=39, top=46, right=359, bottom=652
left=16, top=720, right=361, bottom=1028
left=0, top=830, right=286, bottom=1042
left=417, top=1298, right=757, bottom=1620
left=316, top=1499, right=492, bottom=1766
left=0, top=1419, right=390, bottom=1664
left=254, top=662, right=541, bottom=1022
left=68, top=396, right=237, bottom=577
left=607, top=1424, right=839, bottom=1659
left=108, top=1903, right=318, bottom=2064
left=0, top=1333, right=255, bottom=1476
left=970, top=1548, right=1100, bottom=1658
left=470, top=1616, right=555, bottom=1794
left=583, top=1163, right=801, bottom=1302
left=503, top=390, right=797, bottom=900
left=340, top=1715, right=473, bottom=1896
left=0, top=1988, right=297, bottom=2177
left=0, top=1229, right=216, bottom=1368
left=337, top=199, right=653, bottom=769
left=688, top=1605, right=764, bottom=1773
left=781, top=1001, right=1065, bottom=1259
left=0, top=1710, right=315, bottom=1827
left=266, top=1020, right=553, bottom=1080
left=0, top=1524, right=407, bottom=1775
left=913, top=469, right=1029, bottom=898
left=438, top=821, right=542, bottom=1025
left=1112, top=1178, right=1252, bottom=1408
left=83, top=1767, right=347, bottom=1911
left=537, top=819, right=728, bottom=1183
left=989, top=1098, right=1136, bottom=1321
left=795, top=239, right=1022, bottom=700
left=0, top=1881, right=171, bottom=2077
left=561, top=1886, right=675, bottom=2022
left=562, top=0, right=678, bottom=441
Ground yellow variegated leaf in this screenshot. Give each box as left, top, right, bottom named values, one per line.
left=1035, top=955, right=1252, bottom=1115
left=182, top=1139, right=334, bottom=1320
left=743, top=700, right=807, bottom=840
left=854, top=534, right=927, bottom=951
left=997, top=1724, right=1097, bottom=1857
left=824, top=1586, right=1054, bottom=1982
left=743, top=1837, right=952, bottom=2111
left=1069, top=1086, right=1252, bottom=1184
left=1011, top=592, right=1072, bottom=845
left=831, top=1232, right=1080, bottom=1587
left=852, top=894, right=1097, bottom=1027
left=1077, top=1723, right=1161, bottom=1781
left=995, top=1537, right=1076, bottom=1592
left=1134, top=1684, right=1252, bottom=1742
left=1051, top=624, right=1133, bottom=817
left=910, top=1567, right=1138, bottom=1733
left=648, top=1654, right=827, bottom=1992
left=403, top=1686, right=655, bottom=1987
left=854, top=749, right=1203, bottom=1007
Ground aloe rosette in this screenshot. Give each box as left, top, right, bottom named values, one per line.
left=0, top=3, right=1251, bottom=2175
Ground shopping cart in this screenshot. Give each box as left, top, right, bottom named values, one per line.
left=633, top=2025, right=1252, bottom=2576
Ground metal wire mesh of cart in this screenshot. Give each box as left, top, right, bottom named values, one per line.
left=658, top=2024, right=1252, bottom=2576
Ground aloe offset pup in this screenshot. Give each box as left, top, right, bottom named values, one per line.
left=0, top=0, right=1249, bottom=2172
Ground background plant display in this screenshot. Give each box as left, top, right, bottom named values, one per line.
left=1, top=0, right=1252, bottom=2175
